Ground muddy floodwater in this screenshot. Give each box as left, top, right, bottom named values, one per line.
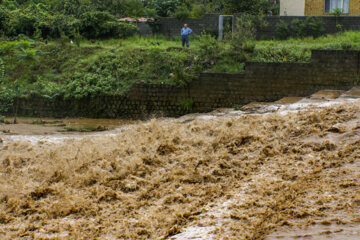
left=1, top=88, right=360, bottom=239
left=0, top=118, right=136, bottom=135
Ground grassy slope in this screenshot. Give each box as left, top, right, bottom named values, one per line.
left=253, top=31, right=360, bottom=62
left=1, top=36, right=200, bottom=99
left=1, top=31, right=360, bottom=100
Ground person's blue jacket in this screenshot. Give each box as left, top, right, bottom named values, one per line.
left=181, top=27, right=192, bottom=37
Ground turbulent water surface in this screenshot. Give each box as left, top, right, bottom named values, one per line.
left=1, top=88, right=360, bottom=239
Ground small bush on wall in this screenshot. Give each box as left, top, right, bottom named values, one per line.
left=275, top=17, right=324, bottom=40
left=304, top=17, right=324, bottom=38
left=275, top=20, right=290, bottom=40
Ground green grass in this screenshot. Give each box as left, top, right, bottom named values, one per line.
left=257, top=31, right=360, bottom=49
left=80, top=35, right=198, bottom=50
left=253, top=31, right=360, bottom=62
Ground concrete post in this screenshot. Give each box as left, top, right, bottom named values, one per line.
left=218, top=15, right=235, bottom=40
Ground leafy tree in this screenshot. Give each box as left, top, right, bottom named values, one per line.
left=90, top=0, right=127, bottom=16
left=198, top=33, right=221, bottom=65
left=224, top=0, right=274, bottom=15
left=53, top=0, right=90, bottom=17
left=147, top=0, right=181, bottom=17
left=173, top=4, right=190, bottom=19
left=124, top=0, right=145, bottom=17
left=38, top=13, right=80, bottom=39
left=0, top=6, right=10, bottom=36
left=1, top=0, right=19, bottom=10
left=195, top=0, right=225, bottom=13
left=79, top=11, right=115, bottom=38
left=231, top=15, right=256, bottom=61
left=79, top=11, right=137, bottom=39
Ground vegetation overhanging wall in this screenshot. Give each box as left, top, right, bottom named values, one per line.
left=12, top=50, right=359, bottom=119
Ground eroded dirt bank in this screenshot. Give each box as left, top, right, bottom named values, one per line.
left=1, top=97, right=360, bottom=239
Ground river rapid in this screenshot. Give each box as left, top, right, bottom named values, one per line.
left=1, top=88, right=360, bottom=239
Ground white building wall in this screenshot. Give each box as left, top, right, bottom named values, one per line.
left=280, top=0, right=306, bottom=16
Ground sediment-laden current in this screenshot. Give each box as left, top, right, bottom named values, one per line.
left=1, top=90, right=360, bottom=239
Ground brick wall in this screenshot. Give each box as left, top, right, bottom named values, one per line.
left=305, top=0, right=327, bottom=16
left=138, top=23, right=153, bottom=36
left=11, top=50, right=359, bottom=119
left=305, top=0, right=360, bottom=16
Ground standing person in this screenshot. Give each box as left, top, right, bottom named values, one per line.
left=181, top=24, right=192, bottom=48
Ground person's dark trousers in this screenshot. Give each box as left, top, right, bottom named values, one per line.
left=182, top=35, right=189, bottom=48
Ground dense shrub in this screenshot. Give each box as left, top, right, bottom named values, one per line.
left=38, top=14, right=80, bottom=39
left=202, top=28, right=218, bottom=39
left=231, top=15, right=257, bottom=61
left=0, top=2, right=138, bottom=40
left=275, top=20, right=290, bottom=40
left=276, top=17, right=324, bottom=40
left=0, top=87, right=14, bottom=114
left=79, top=11, right=137, bottom=39
left=117, top=23, right=138, bottom=39
left=233, top=15, right=257, bottom=43
left=0, top=7, right=10, bottom=36
left=253, top=47, right=310, bottom=63
left=305, top=17, right=324, bottom=38
left=79, top=11, right=115, bottom=39
left=198, top=33, right=222, bottom=65
left=63, top=47, right=198, bottom=98
left=290, top=19, right=306, bottom=39
left=53, top=0, right=92, bottom=17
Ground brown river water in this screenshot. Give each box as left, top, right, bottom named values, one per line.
left=1, top=88, right=360, bottom=239
left=0, top=118, right=136, bottom=135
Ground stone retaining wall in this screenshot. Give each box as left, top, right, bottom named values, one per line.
left=12, top=50, right=359, bottom=119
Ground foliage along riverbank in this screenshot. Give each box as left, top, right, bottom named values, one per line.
left=1, top=31, right=360, bottom=115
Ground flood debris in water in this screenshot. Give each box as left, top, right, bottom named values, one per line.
left=0, top=94, right=360, bottom=239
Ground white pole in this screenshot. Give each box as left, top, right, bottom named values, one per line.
left=218, top=15, right=224, bottom=40
left=218, top=15, right=234, bottom=40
